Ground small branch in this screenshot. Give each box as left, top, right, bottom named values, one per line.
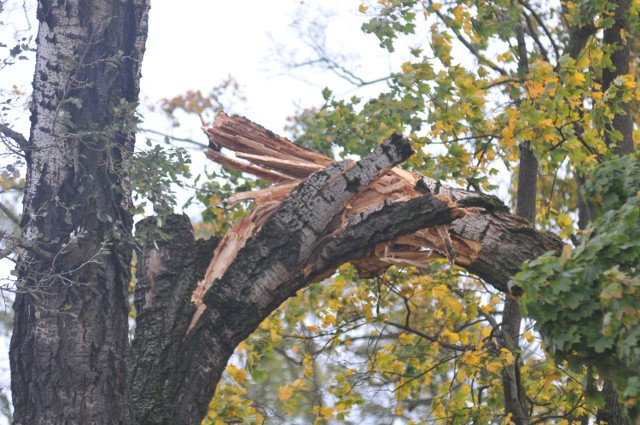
left=0, top=244, right=16, bottom=261
left=518, top=0, right=561, bottom=60
left=0, top=201, right=21, bottom=226
left=523, top=13, right=550, bottom=63
left=0, top=123, right=28, bottom=150
left=426, top=0, right=508, bottom=76
left=139, top=128, right=208, bottom=149
left=385, top=320, right=473, bottom=352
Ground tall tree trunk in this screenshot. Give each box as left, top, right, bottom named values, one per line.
left=598, top=0, right=634, bottom=422
left=500, top=12, right=535, bottom=424
left=9, top=1, right=150, bottom=423
left=602, top=0, right=634, bottom=156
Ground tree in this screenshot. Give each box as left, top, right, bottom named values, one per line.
left=1, top=1, right=637, bottom=425
left=8, top=0, right=150, bottom=423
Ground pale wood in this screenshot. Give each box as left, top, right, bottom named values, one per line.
left=201, top=112, right=490, bottom=284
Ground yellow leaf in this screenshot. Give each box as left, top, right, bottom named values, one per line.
left=568, top=72, right=586, bottom=86
left=526, top=81, right=545, bottom=98
left=278, top=385, right=294, bottom=401
left=557, top=213, right=572, bottom=228
left=452, top=5, right=465, bottom=23
left=442, top=329, right=460, bottom=344
left=432, top=284, right=449, bottom=299
left=462, top=351, right=482, bottom=366
left=322, top=313, right=336, bottom=327
left=487, top=360, right=502, bottom=372
left=319, top=405, right=335, bottom=418
left=501, top=127, right=515, bottom=146
left=358, top=4, right=368, bottom=13
left=500, top=348, right=515, bottom=365
left=395, top=405, right=405, bottom=415
left=401, top=62, right=414, bottom=73
left=621, top=74, right=636, bottom=89
left=520, top=129, right=536, bottom=139
left=523, top=331, right=535, bottom=343
left=481, top=326, right=492, bottom=339
left=227, top=365, right=247, bottom=382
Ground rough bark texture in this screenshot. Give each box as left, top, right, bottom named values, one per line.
left=597, top=379, right=632, bottom=425
left=125, top=115, right=564, bottom=424
left=602, top=0, right=634, bottom=156
left=130, top=215, right=220, bottom=425
left=10, top=0, right=150, bottom=423
left=500, top=18, right=536, bottom=423
left=598, top=0, right=634, bottom=422
left=129, top=133, right=460, bottom=424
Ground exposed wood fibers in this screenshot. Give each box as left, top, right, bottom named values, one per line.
left=187, top=112, right=481, bottom=333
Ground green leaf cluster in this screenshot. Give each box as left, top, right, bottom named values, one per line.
left=127, top=140, right=191, bottom=219
left=518, top=154, right=640, bottom=415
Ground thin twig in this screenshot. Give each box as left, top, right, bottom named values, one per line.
left=139, top=128, right=207, bottom=149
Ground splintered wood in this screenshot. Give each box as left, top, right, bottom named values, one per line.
left=189, top=112, right=481, bottom=326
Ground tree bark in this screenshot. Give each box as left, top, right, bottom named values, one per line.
left=500, top=15, right=536, bottom=423
left=127, top=119, right=563, bottom=423
left=598, top=0, right=635, bottom=422
left=602, top=0, right=634, bottom=156
left=10, top=0, right=150, bottom=423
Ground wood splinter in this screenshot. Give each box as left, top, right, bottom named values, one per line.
left=186, top=112, right=517, bottom=334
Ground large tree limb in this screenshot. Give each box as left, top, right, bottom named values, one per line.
left=198, top=113, right=562, bottom=294
left=130, top=113, right=563, bottom=424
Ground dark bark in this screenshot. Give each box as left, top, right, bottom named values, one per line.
left=130, top=215, right=220, bottom=425
left=504, top=141, right=536, bottom=425
left=597, top=379, right=631, bottom=425
left=598, top=0, right=635, bottom=422
left=10, top=0, right=150, bottom=424
left=129, top=132, right=562, bottom=423
left=500, top=14, right=537, bottom=422
left=602, top=0, right=634, bottom=156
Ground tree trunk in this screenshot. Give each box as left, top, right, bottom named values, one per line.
left=602, top=0, right=634, bottom=156
left=598, top=0, right=634, bottom=422
left=10, top=0, right=150, bottom=423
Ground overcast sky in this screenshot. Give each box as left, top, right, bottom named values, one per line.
left=141, top=1, right=400, bottom=137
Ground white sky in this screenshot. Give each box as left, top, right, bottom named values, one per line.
left=141, top=0, right=399, bottom=137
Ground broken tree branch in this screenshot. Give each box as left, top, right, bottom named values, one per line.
left=200, top=112, right=562, bottom=294
left=130, top=112, right=564, bottom=424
